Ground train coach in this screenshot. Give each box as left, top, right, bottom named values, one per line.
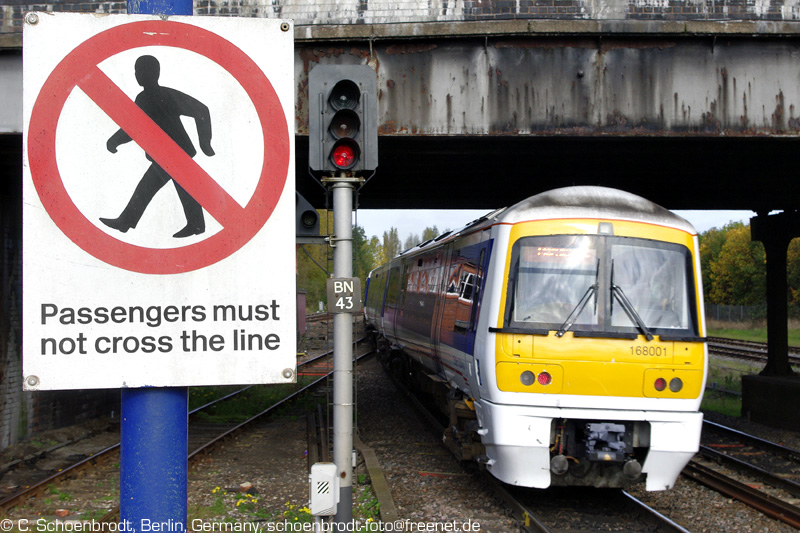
left=363, top=186, right=707, bottom=491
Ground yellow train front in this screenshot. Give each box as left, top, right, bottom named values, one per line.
left=364, top=186, right=707, bottom=491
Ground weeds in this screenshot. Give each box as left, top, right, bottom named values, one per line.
left=190, top=378, right=321, bottom=424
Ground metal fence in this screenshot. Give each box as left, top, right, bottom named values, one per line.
left=705, top=304, right=768, bottom=323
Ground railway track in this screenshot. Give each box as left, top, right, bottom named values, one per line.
left=0, top=330, right=371, bottom=518
left=386, top=361, right=688, bottom=532
left=707, top=336, right=800, bottom=366
left=388, top=344, right=800, bottom=530
left=687, top=419, right=800, bottom=529
left=5, top=331, right=798, bottom=529
left=507, top=484, right=690, bottom=533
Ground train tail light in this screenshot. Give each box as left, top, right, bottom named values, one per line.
left=654, top=377, right=667, bottom=391
left=520, top=371, right=535, bottom=386
left=538, top=371, right=552, bottom=386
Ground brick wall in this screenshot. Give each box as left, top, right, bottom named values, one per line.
left=1, top=0, right=799, bottom=35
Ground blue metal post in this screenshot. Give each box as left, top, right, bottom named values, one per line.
left=120, top=388, right=189, bottom=532
left=120, top=1, right=192, bottom=531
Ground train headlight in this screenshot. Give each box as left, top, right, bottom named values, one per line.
left=669, top=377, right=683, bottom=392
left=654, top=377, right=667, bottom=391
left=538, top=371, right=552, bottom=386
left=520, top=371, right=535, bottom=386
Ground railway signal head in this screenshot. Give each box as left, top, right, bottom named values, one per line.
left=296, top=191, right=319, bottom=238
left=308, top=65, right=378, bottom=173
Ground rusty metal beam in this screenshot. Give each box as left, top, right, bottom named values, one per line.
left=295, top=34, right=800, bottom=138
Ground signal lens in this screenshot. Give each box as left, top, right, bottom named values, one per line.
left=301, top=210, right=317, bottom=229
left=538, top=371, right=552, bottom=386
left=329, top=109, right=361, bottom=139
left=330, top=139, right=360, bottom=169
left=669, top=377, right=683, bottom=392
left=329, top=80, right=360, bottom=110
left=654, top=377, right=667, bottom=391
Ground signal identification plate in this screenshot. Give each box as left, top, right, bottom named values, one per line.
left=327, top=278, right=363, bottom=314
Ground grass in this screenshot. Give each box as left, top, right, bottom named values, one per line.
left=189, top=376, right=321, bottom=424
left=700, top=391, right=741, bottom=417
left=701, top=355, right=755, bottom=417
left=702, top=321, right=800, bottom=417
left=708, top=327, right=800, bottom=346
left=707, top=318, right=800, bottom=346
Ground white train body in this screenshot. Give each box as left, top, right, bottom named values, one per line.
left=364, top=186, right=707, bottom=490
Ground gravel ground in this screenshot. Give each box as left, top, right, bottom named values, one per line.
left=2, top=352, right=800, bottom=532
left=355, top=357, right=519, bottom=531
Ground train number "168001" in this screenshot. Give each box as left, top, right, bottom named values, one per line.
left=630, top=345, right=667, bottom=356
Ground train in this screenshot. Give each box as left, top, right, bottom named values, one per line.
left=363, top=186, right=707, bottom=490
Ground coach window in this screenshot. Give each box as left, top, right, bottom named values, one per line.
left=443, top=247, right=486, bottom=334
left=385, top=266, right=402, bottom=306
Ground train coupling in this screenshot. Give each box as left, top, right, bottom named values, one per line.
left=584, top=422, right=629, bottom=462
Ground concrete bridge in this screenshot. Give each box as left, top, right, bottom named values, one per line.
left=3, top=6, right=800, bottom=210
left=2, top=0, right=800, bottom=427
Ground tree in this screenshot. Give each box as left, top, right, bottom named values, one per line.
left=422, top=226, right=440, bottom=241
left=787, top=238, right=800, bottom=312
left=296, top=209, right=331, bottom=312
left=353, top=225, right=382, bottom=298
left=380, top=228, right=401, bottom=264
left=699, top=226, right=726, bottom=301
left=403, top=233, right=420, bottom=250
left=707, top=222, right=766, bottom=305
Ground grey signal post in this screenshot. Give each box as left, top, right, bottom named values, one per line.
left=325, top=175, right=362, bottom=525
left=311, top=63, right=378, bottom=525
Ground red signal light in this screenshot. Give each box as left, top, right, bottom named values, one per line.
left=331, top=139, right=360, bottom=170
left=538, top=371, right=552, bottom=386
left=654, top=377, right=667, bottom=391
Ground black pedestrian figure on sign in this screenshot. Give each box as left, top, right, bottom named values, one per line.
left=100, top=55, right=215, bottom=238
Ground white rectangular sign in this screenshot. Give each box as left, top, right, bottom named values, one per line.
left=22, top=13, right=296, bottom=390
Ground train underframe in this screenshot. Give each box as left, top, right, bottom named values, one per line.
left=373, top=331, right=700, bottom=490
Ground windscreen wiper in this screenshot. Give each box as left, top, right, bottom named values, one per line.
left=610, top=260, right=654, bottom=342
left=610, top=259, right=654, bottom=341
left=555, top=284, right=598, bottom=337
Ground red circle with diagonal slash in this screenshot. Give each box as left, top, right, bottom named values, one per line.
left=27, top=19, right=290, bottom=275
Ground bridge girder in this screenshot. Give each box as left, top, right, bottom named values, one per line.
left=291, top=23, right=800, bottom=210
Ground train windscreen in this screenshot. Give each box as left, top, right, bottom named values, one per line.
left=505, top=235, right=697, bottom=338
